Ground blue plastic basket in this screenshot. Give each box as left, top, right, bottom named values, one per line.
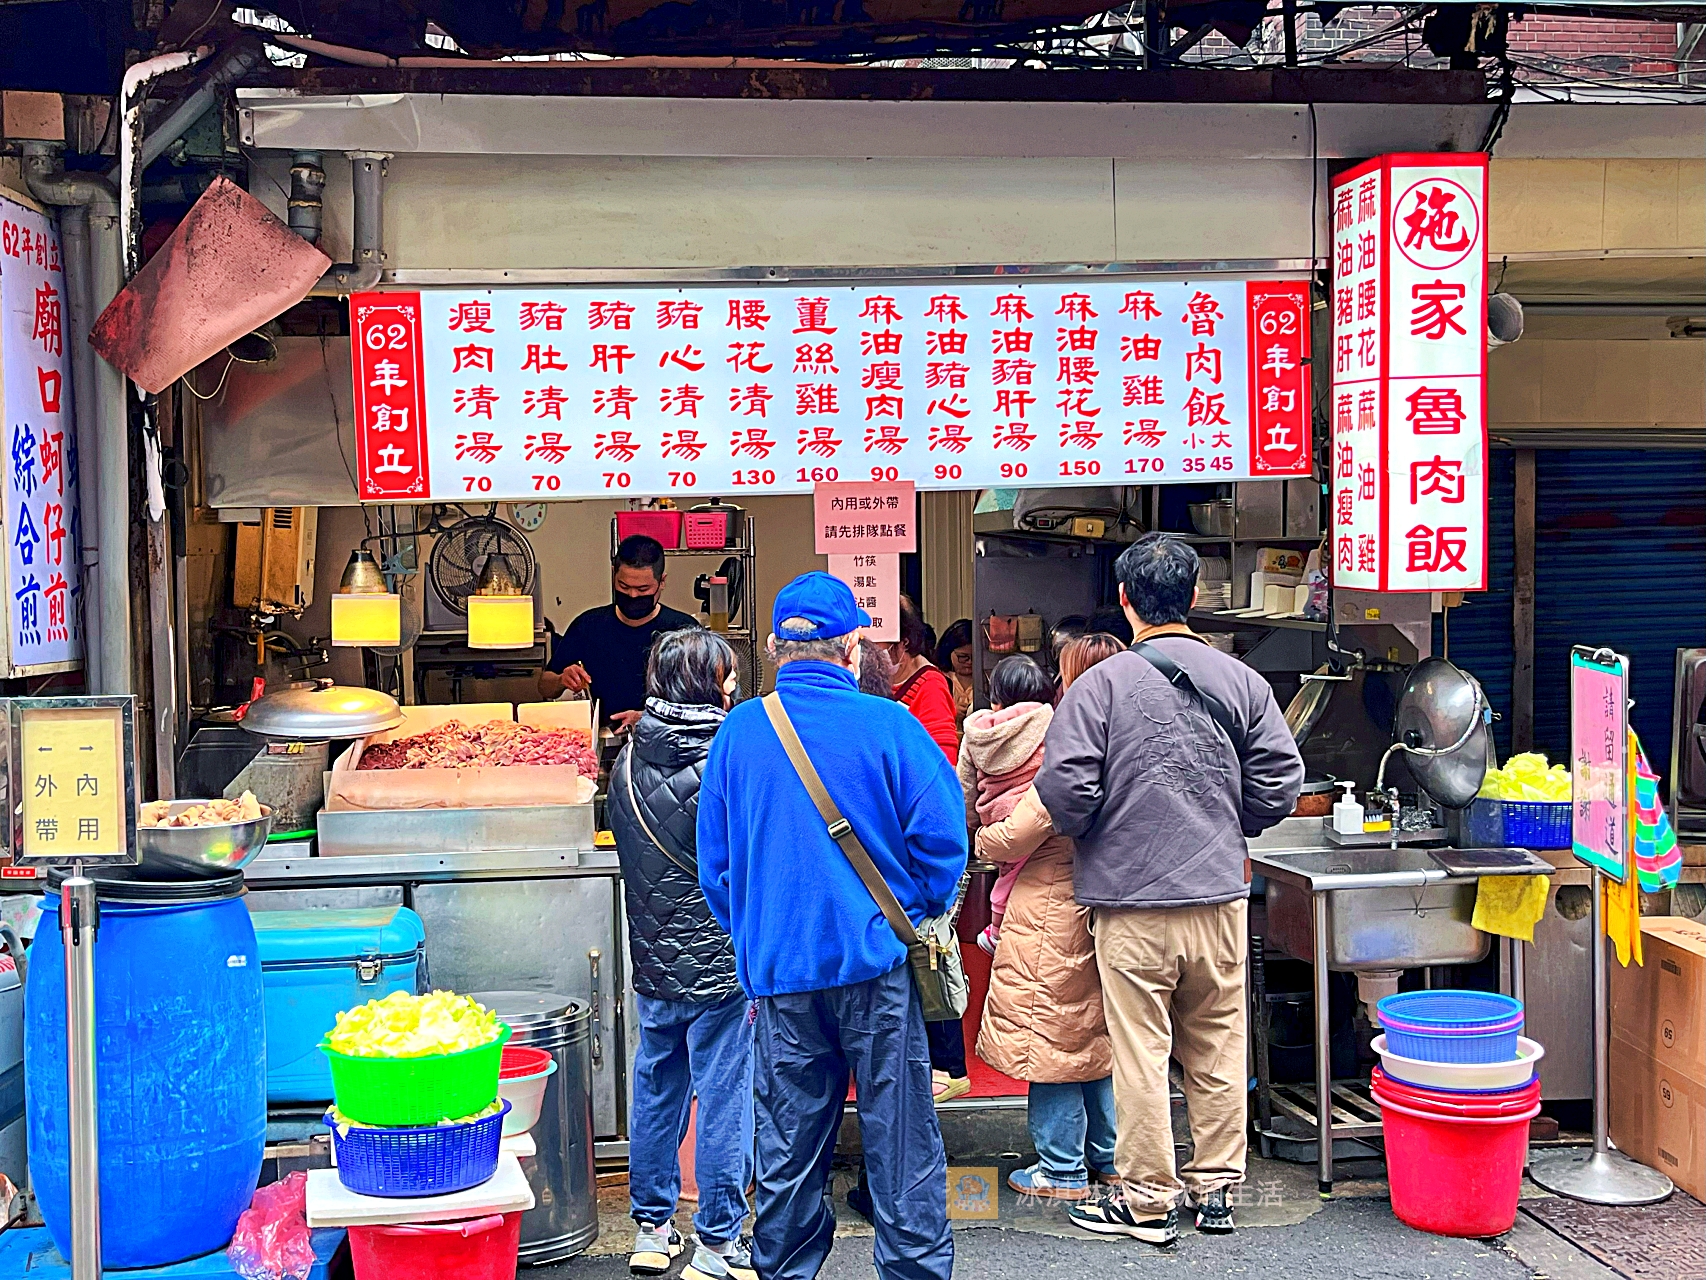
left=1376, top=991, right=1524, bottom=1065
left=1465, top=799, right=1572, bottom=850
left=325, top=1100, right=509, bottom=1198
left=1378, top=991, right=1523, bottom=1030
left=1502, top=801, right=1572, bottom=850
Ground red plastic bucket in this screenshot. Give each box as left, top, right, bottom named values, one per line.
left=1374, top=1090, right=1539, bottom=1238
left=1371, top=1067, right=1540, bottom=1116
left=348, top=1212, right=522, bottom=1280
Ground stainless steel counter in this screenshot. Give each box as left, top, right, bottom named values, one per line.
left=246, top=845, right=613, bottom=885
left=1247, top=819, right=1549, bottom=1194
left=245, top=840, right=629, bottom=1144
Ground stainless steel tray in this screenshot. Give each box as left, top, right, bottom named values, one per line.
left=316, top=804, right=595, bottom=858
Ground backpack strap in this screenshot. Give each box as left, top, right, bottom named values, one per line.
left=1130, top=640, right=1246, bottom=758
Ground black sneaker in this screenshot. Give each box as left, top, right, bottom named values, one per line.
left=1066, top=1197, right=1179, bottom=1245
left=1190, top=1187, right=1236, bottom=1234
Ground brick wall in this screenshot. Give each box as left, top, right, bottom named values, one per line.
left=1177, top=8, right=1682, bottom=80
left=1506, top=15, right=1680, bottom=76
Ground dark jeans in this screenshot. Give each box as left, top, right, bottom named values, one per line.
left=753, top=964, right=952, bottom=1280
left=925, top=1018, right=967, bottom=1079
left=628, top=990, right=754, bottom=1245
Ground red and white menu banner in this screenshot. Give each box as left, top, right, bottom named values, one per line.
left=348, top=278, right=1312, bottom=504
left=1330, top=153, right=1488, bottom=592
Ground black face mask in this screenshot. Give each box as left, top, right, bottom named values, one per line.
left=615, top=591, right=657, bottom=620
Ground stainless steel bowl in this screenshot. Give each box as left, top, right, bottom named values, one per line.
left=136, top=802, right=274, bottom=879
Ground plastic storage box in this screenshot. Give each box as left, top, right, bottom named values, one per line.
left=615, top=509, right=683, bottom=549
left=683, top=510, right=729, bottom=548
left=254, top=907, right=427, bottom=1105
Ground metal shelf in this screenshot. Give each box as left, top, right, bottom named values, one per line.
left=1191, top=609, right=1326, bottom=633
left=1164, top=532, right=1323, bottom=544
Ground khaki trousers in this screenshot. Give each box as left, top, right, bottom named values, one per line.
left=1092, top=899, right=1247, bottom=1217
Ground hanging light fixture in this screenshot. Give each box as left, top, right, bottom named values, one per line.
left=330, top=548, right=401, bottom=647
left=466, top=554, right=533, bottom=649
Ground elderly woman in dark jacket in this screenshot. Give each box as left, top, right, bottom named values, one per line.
left=607, top=629, right=754, bottom=1280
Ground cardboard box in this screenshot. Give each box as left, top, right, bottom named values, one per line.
left=1609, top=1041, right=1704, bottom=1203
left=1256, top=546, right=1306, bottom=575
left=1610, top=916, right=1706, bottom=1084
left=326, top=702, right=595, bottom=812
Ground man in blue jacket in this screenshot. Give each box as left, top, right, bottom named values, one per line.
left=699, top=572, right=966, bottom=1280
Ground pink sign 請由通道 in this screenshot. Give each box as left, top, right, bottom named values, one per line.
left=348, top=278, right=1313, bottom=503
left=1570, top=650, right=1629, bottom=882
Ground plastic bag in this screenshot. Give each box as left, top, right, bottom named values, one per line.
left=228, top=1171, right=315, bottom=1280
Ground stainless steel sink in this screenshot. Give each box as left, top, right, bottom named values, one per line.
left=1256, top=847, right=1490, bottom=972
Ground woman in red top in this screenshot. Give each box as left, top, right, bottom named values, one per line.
left=889, top=595, right=960, bottom=761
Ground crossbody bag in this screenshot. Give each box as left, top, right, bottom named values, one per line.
left=761, top=692, right=968, bottom=1022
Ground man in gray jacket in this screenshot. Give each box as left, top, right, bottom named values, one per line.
left=1035, top=533, right=1303, bottom=1245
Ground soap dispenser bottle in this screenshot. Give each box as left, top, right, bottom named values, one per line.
left=1332, top=781, right=1364, bottom=835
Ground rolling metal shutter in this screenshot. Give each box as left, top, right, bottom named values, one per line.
left=1437, top=450, right=1706, bottom=773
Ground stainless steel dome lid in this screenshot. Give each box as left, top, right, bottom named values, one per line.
left=1391, top=656, right=1492, bottom=810
left=468, top=990, right=585, bottom=1029
left=240, top=679, right=405, bottom=742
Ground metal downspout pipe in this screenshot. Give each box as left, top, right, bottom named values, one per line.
left=21, top=144, right=127, bottom=696
left=118, top=47, right=212, bottom=280
left=307, top=151, right=389, bottom=295
left=117, top=45, right=253, bottom=794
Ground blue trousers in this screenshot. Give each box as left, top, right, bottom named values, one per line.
left=1028, top=1077, right=1118, bottom=1181
left=628, top=990, right=754, bottom=1245
left=753, top=964, right=952, bottom=1280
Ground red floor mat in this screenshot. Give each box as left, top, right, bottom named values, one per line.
left=959, top=942, right=1026, bottom=1099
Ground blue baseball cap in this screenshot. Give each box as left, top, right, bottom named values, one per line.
left=772, top=571, right=872, bottom=640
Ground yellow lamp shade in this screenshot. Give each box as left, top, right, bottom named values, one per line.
left=467, top=595, right=534, bottom=649
left=330, top=593, right=401, bottom=647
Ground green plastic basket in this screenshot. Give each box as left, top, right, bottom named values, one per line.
left=321, top=1024, right=511, bottom=1127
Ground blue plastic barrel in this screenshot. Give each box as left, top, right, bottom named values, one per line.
left=26, top=870, right=265, bottom=1269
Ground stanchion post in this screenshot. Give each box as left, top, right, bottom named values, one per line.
left=61, top=863, right=102, bottom=1280
left=1528, top=869, right=1672, bottom=1205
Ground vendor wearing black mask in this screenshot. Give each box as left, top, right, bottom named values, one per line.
left=538, top=534, right=699, bottom=731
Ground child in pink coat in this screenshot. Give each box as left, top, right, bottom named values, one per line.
left=957, top=655, right=1059, bottom=954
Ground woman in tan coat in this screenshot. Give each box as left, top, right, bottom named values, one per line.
left=974, top=635, right=1126, bottom=1200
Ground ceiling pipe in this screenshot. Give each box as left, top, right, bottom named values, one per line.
left=107, top=40, right=264, bottom=188
left=20, top=143, right=130, bottom=694
left=306, top=151, right=389, bottom=295
left=119, top=45, right=214, bottom=281
left=259, top=29, right=843, bottom=69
